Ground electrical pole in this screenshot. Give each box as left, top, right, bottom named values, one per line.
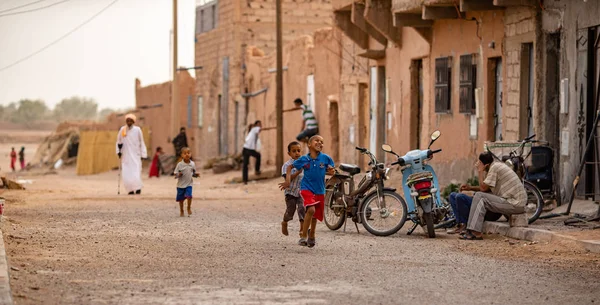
left=275, top=0, right=283, bottom=170
left=171, top=0, right=179, bottom=138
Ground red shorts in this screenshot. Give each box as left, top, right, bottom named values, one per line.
left=300, top=190, right=325, bottom=222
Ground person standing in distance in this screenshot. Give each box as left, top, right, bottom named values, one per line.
left=242, top=120, right=275, bottom=185
left=116, top=114, right=148, bottom=195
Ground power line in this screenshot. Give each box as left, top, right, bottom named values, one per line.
left=0, top=0, right=120, bottom=73
left=0, top=0, right=70, bottom=17
left=0, top=0, right=47, bottom=14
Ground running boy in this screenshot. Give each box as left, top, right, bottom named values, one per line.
left=174, top=147, right=199, bottom=217
left=278, top=141, right=306, bottom=238
left=284, top=135, right=334, bottom=248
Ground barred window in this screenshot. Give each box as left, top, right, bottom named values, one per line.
left=459, top=54, right=477, bottom=114
left=195, top=1, right=218, bottom=34
left=435, top=57, right=452, bottom=113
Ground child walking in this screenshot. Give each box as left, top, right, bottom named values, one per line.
left=285, top=135, right=334, bottom=248
left=174, top=147, right=199, bottom=217
left=149, top=147, right=163, bottom=178
left=278, top=141, right=306, bottom=238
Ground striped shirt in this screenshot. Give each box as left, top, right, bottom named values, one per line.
left=301, top=104, right=318, bottom=130
left=282, top=158, right=303, bottom=197
left=484, top=162, right=527, bottom=207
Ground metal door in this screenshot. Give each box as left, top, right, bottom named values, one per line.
left=495, top=59, right=503, bottom=141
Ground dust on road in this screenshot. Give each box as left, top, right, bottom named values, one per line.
left=1, top=168, right=600, bottom=305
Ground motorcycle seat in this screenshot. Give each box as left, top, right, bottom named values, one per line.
left=340, top=163, right=361, bottom=175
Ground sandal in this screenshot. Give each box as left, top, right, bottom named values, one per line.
left=447, top=224, right=465, bottom=235
left=459, top=231, right=483, bottom=240
left=298, top=238, right=307, bottom=246
left=307, top=238, right=316, bottom=248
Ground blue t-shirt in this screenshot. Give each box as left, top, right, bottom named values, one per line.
left=293, top=152, right=335, bottom=195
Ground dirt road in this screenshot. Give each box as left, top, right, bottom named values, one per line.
left=2, top=168, right=600, bottom=305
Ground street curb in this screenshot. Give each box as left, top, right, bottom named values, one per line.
left=0, top=230, right=13, bottom=305
left=482, top=221, right=600, bottom=254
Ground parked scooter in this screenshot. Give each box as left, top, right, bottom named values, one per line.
left=324, top=147, right=408, bottom=236
left=382, top=130, right=451, bottom=238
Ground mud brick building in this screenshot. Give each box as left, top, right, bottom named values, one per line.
left=134, top=70, right=196, bottom=155
left=194, top=0, right=334, bottom=162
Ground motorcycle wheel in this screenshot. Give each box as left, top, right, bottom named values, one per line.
left=423, top=212, right=436, bottom=238
left=524, top=180, right=544, bottom=224
left=324, top=188, right=345, bottom=230
left=360, top=190, right=408, bottom=236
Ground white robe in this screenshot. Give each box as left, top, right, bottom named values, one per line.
left=116, top=125, right=148, bottom=193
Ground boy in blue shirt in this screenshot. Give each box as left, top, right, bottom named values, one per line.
left=284, top=135, right=334, bottom=248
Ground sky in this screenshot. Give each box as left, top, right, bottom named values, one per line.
left=0, top=0, right=196, bottom=111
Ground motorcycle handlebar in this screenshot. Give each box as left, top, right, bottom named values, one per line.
left=355, top=146, right=367, bottom=152
left=524, top=134, right=536, bottom=141
left=431, top=149, right=442, bottom=154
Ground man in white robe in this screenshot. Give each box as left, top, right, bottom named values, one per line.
left=116, top=114, right=148, bottom=195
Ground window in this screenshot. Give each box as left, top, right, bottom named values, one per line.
left=197, top=96, right=203, bottom=128
left=195, top=1, right=218, bottom=34
left=459, top=54, right=477, bottom=114
left=435, top=57, right=452, bottom=113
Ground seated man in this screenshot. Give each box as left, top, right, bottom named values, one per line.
left=447, top=191, right=473, bottom=234
left=461, top=152, right=526, bottom=240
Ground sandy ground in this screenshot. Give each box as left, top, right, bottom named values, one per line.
left=0, top=135, right=600, bottom=304
left=0, top=130, right=49, bottom=175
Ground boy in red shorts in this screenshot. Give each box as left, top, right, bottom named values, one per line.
left=284, top=135, right=334, bottom=248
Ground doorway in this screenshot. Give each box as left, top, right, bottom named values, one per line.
left=370, top=66, right=386, bottom=161
left=370, top=67, right=378, bottom=154
left=490, top=58, right=503, bottom=141
left=519, top=43, right=534, bottom=139
left=329, top=101, right=340, bottom=163
left=410, top=60, right=424, bottom=149
left=358, top=83, right=369, bottom=169
left=581, top=26, right=600, bottom=199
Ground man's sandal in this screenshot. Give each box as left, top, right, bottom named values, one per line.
left=307, top=238, right=316, bottom=248
left=459, top=232, right=483, bottom=240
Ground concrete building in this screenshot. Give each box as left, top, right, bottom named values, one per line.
left=331, top=0, right=546, bottom=185
left=134, top=70, right=197, bottom=156
left=539, top=1, right=600, bottom=201
left=194, top=0, right=334, bottom=162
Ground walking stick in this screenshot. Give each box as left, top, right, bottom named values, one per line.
left=118, top=144, right=123, bottom=195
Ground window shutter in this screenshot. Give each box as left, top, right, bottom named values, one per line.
left=459, top=54, right=476, bottom=114
left=435, top=57, right=452, bottom=113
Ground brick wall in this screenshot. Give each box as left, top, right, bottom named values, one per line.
left=244, top=28, right=343, bottom=167
left=502, top=7, right=537, bottom=141
left=134, top=71, right=196, bottom=156
left=195, top=0, right=334, bottom=161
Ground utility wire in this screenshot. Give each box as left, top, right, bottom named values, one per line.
left=0, top=0, right=47, bottom=14
left=0, top=0, right=119, bottom=73
left=0, top=0, right=70, bottom=17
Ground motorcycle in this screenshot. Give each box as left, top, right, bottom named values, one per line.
left=382, top=130, right=451, bottom=238
left=324, top=147, right=408, bottom=236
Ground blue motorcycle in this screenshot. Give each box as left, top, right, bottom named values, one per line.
left=382, top=130, right=451, bottom=238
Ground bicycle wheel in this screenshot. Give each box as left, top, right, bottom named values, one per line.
left=523, top=180, right=543, bottom=224
left=324, top=188, right=345, bottom=230
left=360, top=190, right=408, bottom=236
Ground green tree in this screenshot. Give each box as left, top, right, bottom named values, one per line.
left=11, top=99, right=48, bottom=124
left=53, top=96, right=98, bottom=121
left=0, top=103, right=17, bottom=121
